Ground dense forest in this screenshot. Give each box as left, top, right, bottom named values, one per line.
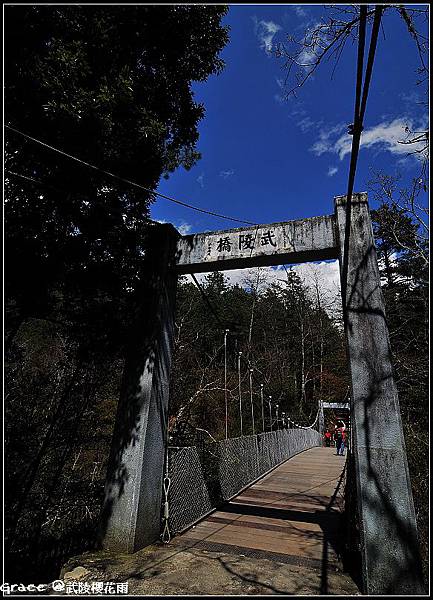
left=169, top=268, right=348, bottom=445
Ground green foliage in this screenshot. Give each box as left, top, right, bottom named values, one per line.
left=5, top=5, right=228, bottom=336
left=372, top=202, right=428, bottom=424
left=372, top=202, right=428, bottom=287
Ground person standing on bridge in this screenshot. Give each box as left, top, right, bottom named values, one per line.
left=335, top=424, right=346, bottom=456
left=324, top=429, right=332, bottom=447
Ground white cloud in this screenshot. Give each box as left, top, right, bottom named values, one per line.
left=253, top=17, right=281, bottom=53
left=310, top=123, right=346, bottom=156
left=298, top=116, right=315, bottom=132
left=289, top=105, right=322, bottom=132
left=296, top=21, right=331, bottom=73
left=196, top=173, right=205, bottom=188
left=297, top=45, right=318, bottom=69
left=290, top=105, right=308, bottom=119
left=177, top=222, right=192, bottom=236
left=220, top=169, right=235, bottom=179
left=274, top=78, right=285, bottom=104
left=293, top=261, right=341, bottom=313
left=156, top=219, right=192, bottom=236
left=327, top=166, right=338, bottom=177
left=311, top=118, right=428, bottom=161
left=291, top=6, right=308, bottom=19
left=400, top=90, right=422, bottom=106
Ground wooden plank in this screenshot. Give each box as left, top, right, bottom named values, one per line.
left=178, top=447, right=346, bottom=569
left=183, top=528, right=338, bottom=562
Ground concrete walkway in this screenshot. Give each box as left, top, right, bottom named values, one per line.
left=61, top=447, right=361, bottom=595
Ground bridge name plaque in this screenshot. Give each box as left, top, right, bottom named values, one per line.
left=176, top=215, right=338, bottom=274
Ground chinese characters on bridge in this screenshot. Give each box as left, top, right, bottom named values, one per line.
left=211, top=230, right=277, bottom=256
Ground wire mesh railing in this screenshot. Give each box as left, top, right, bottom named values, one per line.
left=166, top=427, right=321, bottom=536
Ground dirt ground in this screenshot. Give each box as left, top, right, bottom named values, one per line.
left=57, top=540, right=361, bottom=596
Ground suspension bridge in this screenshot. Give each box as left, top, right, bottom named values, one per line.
left=97, top=194, right=424, bottom=595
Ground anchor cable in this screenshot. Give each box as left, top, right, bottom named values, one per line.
left=161, top=410, right=172, bottom=544
left=190, top=273, right=226, bottom=330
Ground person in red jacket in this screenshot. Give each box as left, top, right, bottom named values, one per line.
left=324, top=429, right=332, bottom=447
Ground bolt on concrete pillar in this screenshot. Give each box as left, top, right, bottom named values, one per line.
left=100, top=223, right=179, bottom=553
left=334, top=193, right=424, bottom=594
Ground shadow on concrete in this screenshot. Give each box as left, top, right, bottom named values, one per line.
left=342, top=450, right=363, bottom=592
left=341, top=231, right=425, bottom=594
left=99, top=223, right=179, bottom=552
left=215, top=554, right=293, bottom=595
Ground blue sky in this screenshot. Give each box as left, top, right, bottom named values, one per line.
left=152, top=4, right=428, bottom=237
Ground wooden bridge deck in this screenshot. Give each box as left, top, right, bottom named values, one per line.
left=62, top=447, right=360, bottom=595
left=175, top=446, right=349, bottom=572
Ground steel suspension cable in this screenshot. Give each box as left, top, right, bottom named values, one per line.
left=354, top=6, right=368, bottom=131
left=359, top=7, right=385, bottom=125
left=5, top=124, right=258, bottom=226
left=340, top=6, right=383, bottom=319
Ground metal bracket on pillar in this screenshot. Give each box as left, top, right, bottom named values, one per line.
left=334, top=193, right=424, bottom=594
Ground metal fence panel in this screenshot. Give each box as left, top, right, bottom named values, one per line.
left=167, top=428, right=321, bottom=535
left=167, top=446, right=213, bottom=535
